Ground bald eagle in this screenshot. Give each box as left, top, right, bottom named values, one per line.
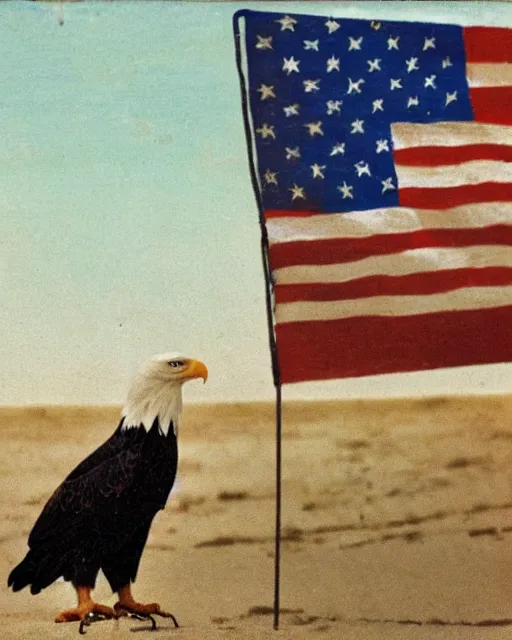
left=8, top=353, right=207, bottom=630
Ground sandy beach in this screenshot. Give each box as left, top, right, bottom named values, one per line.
left=2, top=396, right=512, bottom=639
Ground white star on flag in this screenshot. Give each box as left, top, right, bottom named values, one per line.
left=387, top=35, right=399, bottom=50
left=255, top=35, right=273, bottom=50
left=347, top=78, right=365, bottom=94
left=406, top=57, right=419, bottom=72
left=289, top=183, right=306, bottom=200
left=424, top=74, right=436, bottom=88
left=283, top=104, right=300, bottom=117
left=303, top=79, right=320, bottom=93
left=285, top=146, right=300, bottom=160
left=326, top=100, right=343, bottom=115
left=326, top=56, right=340, bottom=73
left=310, top=164, right=326, bottom=179
left=354, top=161, right=371, bottom=177
left=446, top=91, right=458, bottom=105
left=381, top=177, right=395, bottom=193
left=303, top=121, right=324, bottom=136
left=258, top=84, right=275, bottom=100
left=256, top=123, right=275, bottom=139
left=423, top=36, right=436, bottom=51
left=325, top=19, right=341, bottom=34
left=330, top=142, right=345, bottom=156
left=282, top=57, right=300, bottom=75
left=372, top=99, right=384, bottom=113
left=276, top=15, right=297, bottom=32
left=390, top=78, right=402, bottom=90
left=337, top=181, right=354, bottom=199
left=375, top=139, right=389, bottom=153
left=351, top=119, right=365, bottom=134
left=367, top=58, right=381, bottom=72
left=303, top=39, right=319, bottom=51
left=263, top=169, right=278, bottom=185
left=348, top=36, right=363, bottom=51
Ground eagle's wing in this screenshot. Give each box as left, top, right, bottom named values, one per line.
left=28, top=431, right=160, bottom=553
left=63, top=422, right=144, bottom=482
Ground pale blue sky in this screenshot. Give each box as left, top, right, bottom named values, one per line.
left=1, top=1, right=511, bottom=405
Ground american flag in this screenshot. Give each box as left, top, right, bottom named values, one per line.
left=235, top=9, right=512, bottom=384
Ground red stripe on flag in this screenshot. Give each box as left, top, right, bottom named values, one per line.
left=464, top=26, right=512, bottom=63
left=269, top=225, right=512, bottom=269
left=399, top=182, right=512, bottom=209
left=274, top=267, right=512, bottom=304
left=394, top=144, right=512, bottom=167
left=275, top=305, right=512, bottom=383
left=470, top=87, right=512, bottom=125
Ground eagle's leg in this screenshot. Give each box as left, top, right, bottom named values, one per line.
left=55, top=586, right=117, bottom=627
left=114, top=584, right=179, bottom=628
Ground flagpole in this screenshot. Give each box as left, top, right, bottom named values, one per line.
left=233, top=10, right=283, bottom=630
left=273, top=382, right=282, bottom=630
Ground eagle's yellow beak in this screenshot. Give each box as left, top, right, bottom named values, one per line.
left=182, top=359, right=208, bottom=384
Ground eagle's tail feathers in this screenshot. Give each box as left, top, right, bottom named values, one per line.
left=8, top=551, right=38, bottom=592
left=8, top=550, right=67, bottom=594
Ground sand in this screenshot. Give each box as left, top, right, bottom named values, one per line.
left=2, top=396, right=512, bottom=639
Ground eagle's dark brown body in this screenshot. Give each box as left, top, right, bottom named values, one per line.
left=8, top=418, right=177, bottom=595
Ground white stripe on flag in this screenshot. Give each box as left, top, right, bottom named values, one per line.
left=266, top=203, right=512, bottom=244
left=275, top=285, right=512, bottom=323
left=467, top=62, right=512, bottom=87
left=274, top=245, right=512, bottom=285
left=395, top=160, right=512, bottom=188
left=391, top=122, right=512, bottom=149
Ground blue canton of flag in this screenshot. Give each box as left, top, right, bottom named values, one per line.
left=243, top=11, right=473, bottom=213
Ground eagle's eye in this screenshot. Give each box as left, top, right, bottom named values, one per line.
left=168, top=360, right=185, bottom=368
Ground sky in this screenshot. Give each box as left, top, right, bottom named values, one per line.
left=1, top=1, right=512, bottom=406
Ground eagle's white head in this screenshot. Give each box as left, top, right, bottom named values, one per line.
left=121, top=352, right=208, bottom=436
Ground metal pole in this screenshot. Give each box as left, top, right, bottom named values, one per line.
left=273, top=383, right=282, bottom=630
